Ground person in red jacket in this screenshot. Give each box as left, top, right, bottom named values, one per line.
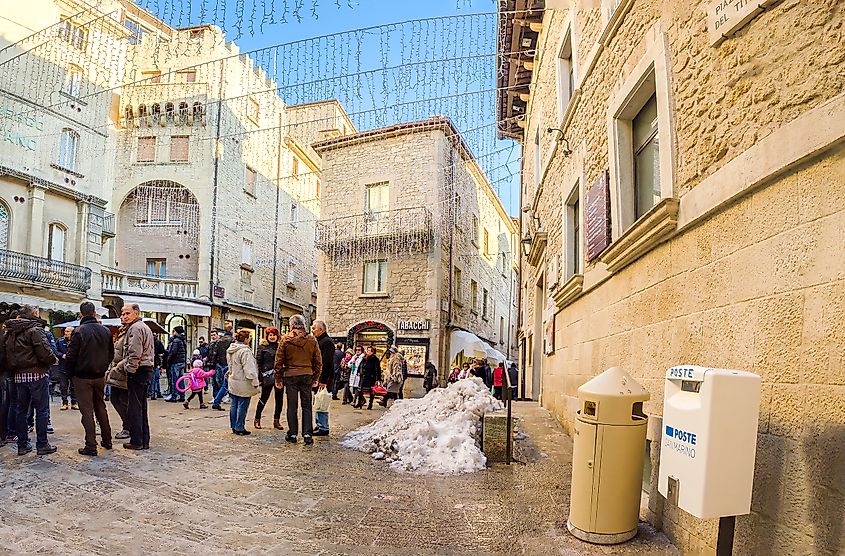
left=492, top=362, right=505, bottom=400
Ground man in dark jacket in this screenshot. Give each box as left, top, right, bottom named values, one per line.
left=164, top=326, right=187, bottom=402
left=331, top=343, right=344, bottom=401
left=4, top=305, right=57, bottom=456
left=150, top=336, right=165, bottom=400
left=312, top=320, right=334, bottom=436
left=210, top=328, right=235, bottom=410
left=56, top=326, right=78, bottom=410
left=65, top=302, right=114, bottom=456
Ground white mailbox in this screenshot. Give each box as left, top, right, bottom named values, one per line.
left=658, top=365, right=761, bottom=519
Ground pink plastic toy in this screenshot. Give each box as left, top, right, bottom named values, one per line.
left=176, top=360, right=217, bottom=393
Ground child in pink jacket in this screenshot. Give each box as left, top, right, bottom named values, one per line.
left=184, top=359, right=216, bottom=409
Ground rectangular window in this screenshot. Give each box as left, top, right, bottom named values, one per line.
left=500, top=316, right=505, bottom=343
left=482, top=289, right=489, bottom=319
left=633, top=93, right=660, bottom=219
left=178, top=71, right=197, bottom=83
left=316, top=179, right=321, bottom=198
left=557, top=29, right=574, bottom=117
left=169, top=135, right=189, bottom=162
left=189, top=29, right=204, bottom=41
left=141, top=70, right=161, bottom=84
left=137, top=136, right=156, bottom=162
left=312, top=273, right=318, bottom=294
left=242, top=238, right=253, bottom=266
left=471, top=215, right=479, bottom=245
left=123, top=17, right=151, bottom=45
left=145, top=258, right=166, bottom=277
left=287, top=261, right=296, bottom=285
left=292, top=156, right=299, bottom=178
left=60, top=18, right=87, bottom=50
left=534, top=123, right=542, bottom=187
left=365, top=181, right=389, bottom=235
left=57, top=129, right=78, bottom=170
left=290, top=203, right=298, bottom=227
left=470, top=279, right=478, bottom=313
left=64, top=65, right=82, bottom=97
left=248, top=97, right=260, bottom=124
left=363, top=260, right=387, bottom=294
left=565, top=182, right=582, bottom=280
left=483, top=228, right=491, bottom=257
left=245, top=166, right=256, bottom=196
left=454, top=267, right=462, bottom=301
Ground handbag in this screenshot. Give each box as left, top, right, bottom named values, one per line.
left=372, top=384, right=387, bottom=396
left=314, top=386, right=332, bottom=412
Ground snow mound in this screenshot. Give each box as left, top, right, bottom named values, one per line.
left=341, top=378, right=503, bottom=474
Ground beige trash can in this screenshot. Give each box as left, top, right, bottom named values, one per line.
left=567, top=367, right=649, bottom=544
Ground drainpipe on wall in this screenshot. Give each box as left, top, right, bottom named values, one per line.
left=517, top=152, right=526, bottom=400
left=270, top=110, right=282, bottom=327
left=444, top=142, right=456, bottom=383
left=208, top=58, right=225, bottom=322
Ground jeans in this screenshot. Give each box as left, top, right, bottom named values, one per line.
left=229, top=394, right=250, bottom=432
left=284, top=374, right=313, bottom=437
left=127, top=368, right=152, bottom=447
left=74, top=377, right=112, bottom=448
left=58, top=371, right=76, bottom=405
left=213, top=365, right=226, bottom=396
left=110, top=387, right=129, bottom=432
left=16, top=376, right=50, bottom=448
left=148, top=369, right=162, bottom=398
left=255, top=383, right=284, bottom=420
left=167, top=363, right=185, bottom=401
left=315, top=411, right=329, bottom=432
left=212, top=367, right=229, bottom=406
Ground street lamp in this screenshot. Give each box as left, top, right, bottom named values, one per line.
left=520, top=231, right=533, bottom=257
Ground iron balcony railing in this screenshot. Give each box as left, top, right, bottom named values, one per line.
left=0, top=249, right=91, bottom=292
left=315, top=206, right=435, bottom=262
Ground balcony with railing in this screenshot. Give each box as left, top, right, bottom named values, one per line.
left=315, top=206, right=435, bottom=263
left=101, top=268, right=199, bottom=300
left=0, top=249, right=91, bottom=292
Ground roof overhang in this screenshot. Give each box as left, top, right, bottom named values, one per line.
left=496, top=0, right=545, bottom=142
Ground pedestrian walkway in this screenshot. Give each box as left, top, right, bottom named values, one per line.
left=0, top=398, right=677, bottom=555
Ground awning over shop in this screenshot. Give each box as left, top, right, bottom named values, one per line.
left=449, top=330, right=508, bottom=364
left=119, top=295, right=211, bottom=317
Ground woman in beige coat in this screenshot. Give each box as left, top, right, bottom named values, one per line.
left=225, top=330, right=260, bottom=435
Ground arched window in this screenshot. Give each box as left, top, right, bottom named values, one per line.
left=177, top=101, right=188, bottom=125
left=0, top=201, right=9, bottom=251
left=151, top=103, right=161, bottom=125
left=47, top=223, right=66, bottom=262
left=192, top=102, right=204, bottom=125
left=57, top=128, right=79, bottom=170
left=138, top=104, right=148, bottom=126
left=165, top=102, right=174, bottom=123
left=124, top=105, right=134, bottom=127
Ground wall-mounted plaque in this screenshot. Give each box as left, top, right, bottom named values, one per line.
left=586, top=169, right=611, bottom=261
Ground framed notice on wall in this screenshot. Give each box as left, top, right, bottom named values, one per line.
left=543, top=296, right=555, bottom=355
left=586, top=169, right=612, bottom=261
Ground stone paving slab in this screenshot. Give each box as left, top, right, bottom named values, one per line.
left=0, top=397, right=678, bottom=555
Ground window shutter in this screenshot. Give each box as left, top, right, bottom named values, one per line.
left=170, top=136, right=189, bottom=162
left=138, top=137, right=156, bottom=162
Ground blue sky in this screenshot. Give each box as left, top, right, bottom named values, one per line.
left=138, top=0, right=520, bottom=212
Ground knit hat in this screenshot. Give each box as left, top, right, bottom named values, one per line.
left=192, top=349, right=201, bottom=356
left=192, top=359, right=203, bottom=368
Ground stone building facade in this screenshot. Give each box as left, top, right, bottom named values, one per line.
left=0, top=0, right=126, bottom=322
left=500, top=0, right=845, bottom=553
left=314, top=118, right=518, bottom=382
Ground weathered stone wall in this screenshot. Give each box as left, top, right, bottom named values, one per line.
left=517, top=0, right=845, bottom=553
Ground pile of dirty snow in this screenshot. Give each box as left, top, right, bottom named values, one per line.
left=340, top=378, right=503, bottom=474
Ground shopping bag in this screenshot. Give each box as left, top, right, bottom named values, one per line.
left=314, top=387, right=332, bottom=412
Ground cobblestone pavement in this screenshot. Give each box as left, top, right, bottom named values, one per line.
left=0, top=396, right=678, bottom=555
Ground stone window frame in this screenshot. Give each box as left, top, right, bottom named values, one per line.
left=46, top=222, right=67, bottom=262
left=606, top=31, right=675, bottom=241
left=137, top=136, right=156, bottom=163
left=362, top=259, right=388, bottom=295
left=555, top=15, right=579, bottom=122
left=563, top=176, right=584, bottom=281
left=244, top=165, right=257, bottom=197
left=470, top=278, right=479, bottom=314
left=289, top=202, right=298, bottom=228
left=57, top=128, right=79, bottom=171
left=169, top=135, right=189, bottom=163
left=482, top=288, right=490, bottom=320
left=453, top=266, right=463, bottom=306
left=470, top=215, right=479, bottom=247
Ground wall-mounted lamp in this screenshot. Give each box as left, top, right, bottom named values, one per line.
left=521, top=205, right=541, bottom=231
left=520, top=231, right=533, bottom=257
left=546, top=127, right=572, bottom=156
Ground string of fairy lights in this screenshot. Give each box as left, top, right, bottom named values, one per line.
left=0, top=4, right=536, bottom=274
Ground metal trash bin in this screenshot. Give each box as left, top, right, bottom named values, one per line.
left=567, top=367, right=650, bottom=544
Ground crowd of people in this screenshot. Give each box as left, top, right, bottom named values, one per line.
left=0, top=302, right=451, bottom=456
left=448, top=359, right=518, bottom=400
